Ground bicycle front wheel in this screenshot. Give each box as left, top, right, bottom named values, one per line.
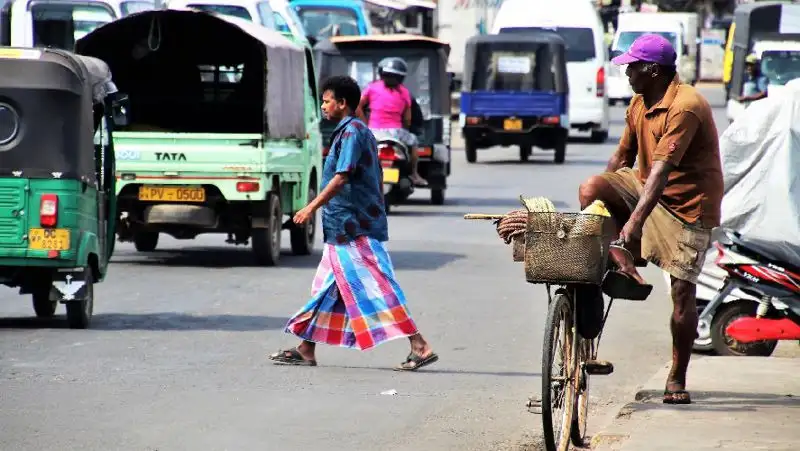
left=541, top=291, right=578, bottom=451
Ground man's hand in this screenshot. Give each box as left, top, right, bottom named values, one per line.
left=293, top=205, right=316, bottom=225
left=620, top=216, right=644, bottom=246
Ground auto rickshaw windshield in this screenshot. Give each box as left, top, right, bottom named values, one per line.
left=761, top=50, right=800, bottom=85
left=472, top=47, right=558, bottom=92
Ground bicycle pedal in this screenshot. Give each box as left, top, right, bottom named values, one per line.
left=584, top=360, right=614, bottom=375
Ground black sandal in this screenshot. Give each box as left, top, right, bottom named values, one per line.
left=663, top=389, right=692, bottom=404
left=268, top=348, right=317, bottom=366
left=394, top=352, right=439, bottom=371
left=603, top=241, right=653, bottom=301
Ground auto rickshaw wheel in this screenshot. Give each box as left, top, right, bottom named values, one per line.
left=431, top=188, right=445, bottom=205
left=290, top=184, right=316, bottom=255
left=465, top=140, right=477, bottom=163
left=554, top=138, right=566, bottom=164
left=66, top=267, right=94, bottom=330
left=32, top=285, right=57, bottom=318
left=252, top=193, right=281, bottom=266
left=519, top=145, right=532, bottom=162
left=134, top=232, right=159, bottom=252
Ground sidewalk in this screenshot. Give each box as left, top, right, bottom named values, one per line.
left=590, top=356, right=800, bottom=451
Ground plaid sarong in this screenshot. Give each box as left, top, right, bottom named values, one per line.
left=284, top=236, right=419, bottom=350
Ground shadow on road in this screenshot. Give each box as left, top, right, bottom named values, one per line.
left=0, top=313, right=289, bottom=331
left=480, top=157, right=612, bottom=167
left=632, top=389, right=800, bottom=412
left=113, top=248, right=465, bottom=271
left=323, top=364, right=541, bottom=378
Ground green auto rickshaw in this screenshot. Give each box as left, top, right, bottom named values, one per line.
left=0, top=47, right=123, bottom=328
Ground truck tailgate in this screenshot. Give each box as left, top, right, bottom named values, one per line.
left=461, top=91, right=566, bottom=117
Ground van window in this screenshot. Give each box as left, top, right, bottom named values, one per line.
left=500, top=27, right=596, bottom=62
left=120, top=1, right=153, bottom=16
left=31, top=3, right=115, bottom=49
left=1, top=2, right=10, bottom=46
left=761, top=50, right=800, bottom=85
left=254, top=2, right=277, bottom=29
left=615, top=31, right=678, bottom=53
left=295, top=6, right=359, bottom=39
left=187, top=4, right=252, bottom=20
left=272, top=11, right=291, bottom=33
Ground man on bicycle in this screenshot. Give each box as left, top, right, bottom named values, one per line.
left=579, top=34, right=723, bottom=405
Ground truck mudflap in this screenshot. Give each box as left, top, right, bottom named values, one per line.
left=51, top=267, right=91, bottom=302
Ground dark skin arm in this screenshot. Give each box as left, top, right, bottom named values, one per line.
left=737, top=91, right=767, bottom=102
left=607, top=106, right=638, bottom=172
left=355, top=97, right=369, bottom=124
left=402, top=105, right=411, bottom=129
left=292, top=173, right=348, bottom=224
left=620, top=160, right=675, bottom=243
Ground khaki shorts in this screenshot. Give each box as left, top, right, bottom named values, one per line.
left=601, top=168, right=712, bottom=284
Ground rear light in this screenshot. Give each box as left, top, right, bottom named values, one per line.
left=416, top=147, right=432, bottom=157
left=714, top=242, right=726, bottom=266
left=236, top=181, right=260, bottom=192
left=466, top=116, right=481, bottom=125
left=322, top=146, right=330, bottom=157
left=378, top=145, right=405, bottom=161
left=596, top=67, right=605, bottom=97
left=40, top=194, right=58, bottom=228
left=541, top=116, right=560, bottom=125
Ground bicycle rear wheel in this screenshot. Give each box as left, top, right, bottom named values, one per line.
left=570, top=336, right=595, bottom=446
left=541, top=291, right=578, bottom=451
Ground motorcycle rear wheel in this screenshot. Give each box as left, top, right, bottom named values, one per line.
left=711, top=300, right=778, bottom=357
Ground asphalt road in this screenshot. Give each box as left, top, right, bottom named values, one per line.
left=0, top=86, right=755, bottom=451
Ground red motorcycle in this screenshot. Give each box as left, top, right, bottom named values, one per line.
left=696, top=229, right=800, bottom=356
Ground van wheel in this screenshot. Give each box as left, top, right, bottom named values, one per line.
left=290, top=184, right=316, bottom=255
left=519, top=145, right=531, bottom=162
left=554, top=138, right=566, bottom=164
left=252, top=193, right=281, bottom=266
left=465, top=140, right=477, bottom=163
left=32, top=284, right=56, bottom=318
left=134, top=232, right=159, bottom=252
left=66, top=267, right=94, bottom=329
left=590, top=130, right=608, bottom=143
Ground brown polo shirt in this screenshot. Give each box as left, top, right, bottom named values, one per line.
left=615, top=75, right=723, bottom=228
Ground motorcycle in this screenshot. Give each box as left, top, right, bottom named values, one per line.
left=377, top=137, right=414, bottom=214
left=695, top=228, right=800, bottom=356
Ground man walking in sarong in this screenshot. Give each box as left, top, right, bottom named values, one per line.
left=268, top=76, right=439, bottom=372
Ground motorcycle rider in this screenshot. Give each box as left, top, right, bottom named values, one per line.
left=356, top=57, right=428, bottom=187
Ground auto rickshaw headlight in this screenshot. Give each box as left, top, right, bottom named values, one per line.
left=0, top=103, right=20, bottom=146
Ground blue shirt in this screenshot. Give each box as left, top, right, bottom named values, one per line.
left=321, top=116, right=389, bottom=245
left=742, top=74, right=769, bottom=97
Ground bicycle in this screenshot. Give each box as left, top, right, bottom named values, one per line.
left=524, top=212, right=650, bottom=451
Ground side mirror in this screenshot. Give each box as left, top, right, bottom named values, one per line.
left=609, top=49, right=624, bottom=60
left=111, top=93, right=130, bottom=127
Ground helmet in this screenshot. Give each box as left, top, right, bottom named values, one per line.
left=378, top=57, right=408, bottom=77
left=745, top=54, right=759, bottom=65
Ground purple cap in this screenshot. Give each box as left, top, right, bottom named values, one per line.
left=611, top=34, right=677, bottom=66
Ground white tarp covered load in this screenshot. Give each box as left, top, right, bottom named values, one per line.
left=694, top=78, right=800, bottom=301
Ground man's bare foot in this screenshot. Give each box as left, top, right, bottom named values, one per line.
left=609, top=247, right=647, bottom=285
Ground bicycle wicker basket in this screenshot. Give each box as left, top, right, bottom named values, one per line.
left=524, top=212, right=615, bottom=285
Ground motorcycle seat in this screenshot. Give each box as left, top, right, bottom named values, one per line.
left=726, top=231, right=800, bottom=274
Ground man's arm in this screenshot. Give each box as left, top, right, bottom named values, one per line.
left=625, top=109, right=700, bottom=235
left=308, top=126, right=362, bottom=213
left=607, top=105, right=638, bottom=172
left=306, top=173, right=348, bottom=211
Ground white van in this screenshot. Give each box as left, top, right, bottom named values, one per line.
left=1, top=0, right=153, bottom=48
left=163, top=0, right=277, bottom=30
left=491, top=0, right=610, bottom=143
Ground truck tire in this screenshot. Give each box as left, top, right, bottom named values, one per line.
left=519, top=145, right=531, bottom=162
left=66, top=267, right=94, bottom=329
left=290, top=184, right=316, bottom=255
left=134, top=231, right=159, bottom=252
left=32, top=284, right=56, bottom=318
left=252, top=193, right=281, bottom=266
left=554, top=137, right=566, bottom=164
left=465, top=140, right=477, bottom=163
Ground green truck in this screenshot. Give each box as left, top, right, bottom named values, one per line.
left=76, top=9, right=323, bottom=266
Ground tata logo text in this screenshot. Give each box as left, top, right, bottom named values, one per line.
left=155, top=152, right=187, bottom=161
left=116, top=150, right=141, bottom=160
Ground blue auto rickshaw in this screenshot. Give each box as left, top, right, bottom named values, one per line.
left=460, top=31, right=570, bottom=164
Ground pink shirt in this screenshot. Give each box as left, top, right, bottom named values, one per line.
left=362, top=81, right=411, bottom=129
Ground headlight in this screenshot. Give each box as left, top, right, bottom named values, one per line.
left=0, top=103, right=20, bottom=145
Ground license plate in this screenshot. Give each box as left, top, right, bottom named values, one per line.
left=28, top=228, right=70, bottom=251
left=138, top=186, right=206, bottom=202
left=503, top=118, right=523, bottom=131
left=383, top=168, right=400, bottom=184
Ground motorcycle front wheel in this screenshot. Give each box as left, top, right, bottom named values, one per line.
left=711, top=300, right=778, bottom=357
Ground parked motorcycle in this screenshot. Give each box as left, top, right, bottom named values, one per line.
left=695, top=229, right=800, bottom=356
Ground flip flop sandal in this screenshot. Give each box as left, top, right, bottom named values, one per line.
left=663, top=389, right=692, bottom=405
left=602, top=271, right=653, bottom=301
left=268, top=348, right=317, bottom=366
left=394, top=352, right=439, bottom=371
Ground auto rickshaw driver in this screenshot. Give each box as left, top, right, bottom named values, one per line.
left=737, top=53, right=769, bottom=104
left=356, top=57, right=428, bottom=187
